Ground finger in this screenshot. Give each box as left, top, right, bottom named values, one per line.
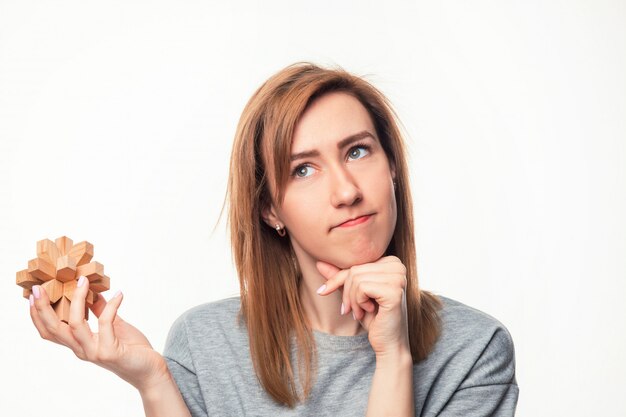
left=350, top=260, right=406, bottom=276
left=97, top=291, right=124, bottom=348
left=342, top=273, right=353, bottom=315
left=375, top=256, right=402, bottom=264
left=88, top=293, right=108, bottom=317
left=316, top=261, right=341, bottom=280
left=32, top=285, right=86, bottom=355
left=32, top=285, right=63, bottom=336
left=348, top=274, right=366, bottom=320
left=341, top=271, right=375, bottom=316
left=68, top=276, right=96, bottom=355
left=29, top=294, right=56, bottom=342
left=356, top=281, right=404, bottom=313
left=317, top=268, right=349, bottom=295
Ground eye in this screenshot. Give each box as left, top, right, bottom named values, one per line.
left=292, top=164, right=315, bottom=178
left=347, top=145, right=370, bottom=161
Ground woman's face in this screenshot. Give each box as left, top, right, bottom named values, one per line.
left=267, top=91, right=397, bottom=270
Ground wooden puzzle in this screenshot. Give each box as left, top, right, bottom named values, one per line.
left=16, top=236, right=110, bottom=323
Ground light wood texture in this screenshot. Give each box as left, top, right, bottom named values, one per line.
left=52, top=297, right=71, bottom=323
left=68, top=241, right=94, bottom=266
left=18, top=236, right=109, bottom=322
left=63, top=280, right=96, bottom=305
left=42, top=279, right=64, bottom=303
left=16, top=269, right=42, bottom=289
left=55, top=236, right=73, bottom=255
left=28, top=257, right=56, bottom=282
left=76, top=261, right=105, bottom=282
left=36, top=239, right=60, bottom=266
left=90, top=275, right=110, bottom=292
left=55, top=254, right=77, bottom=282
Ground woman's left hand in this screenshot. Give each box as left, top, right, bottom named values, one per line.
left=316, top=256, right=410, bottom=357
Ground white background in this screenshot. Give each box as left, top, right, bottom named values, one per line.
left=1, top=1, right=624, bottom=416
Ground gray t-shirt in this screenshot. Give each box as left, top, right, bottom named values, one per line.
left=163, top=295, right=519, bottom=416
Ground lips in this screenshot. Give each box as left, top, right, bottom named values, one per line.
left=332, top=213, right=374, bottom=229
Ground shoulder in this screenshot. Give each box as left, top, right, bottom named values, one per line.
left=170, top=296, right=242, bottom=329
left=437, top=294, right=512, bottom=338
left=415, top=295, right=519, bottom=415
left=164, top=296, right=245, bottom=359
left=427, top=295, right=517, bottom=388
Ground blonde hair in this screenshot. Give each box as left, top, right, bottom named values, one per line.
left=227, top=62, right=442, bottom=407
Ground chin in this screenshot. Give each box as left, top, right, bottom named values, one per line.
left=331, top=244, right=388, bottom=269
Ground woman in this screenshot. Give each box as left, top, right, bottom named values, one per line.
left=28, top=62, right=519, bottom=416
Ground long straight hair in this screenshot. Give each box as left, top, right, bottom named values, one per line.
left=228, top=62, right=442, bottom=407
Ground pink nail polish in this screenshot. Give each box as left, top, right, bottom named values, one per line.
left=32, top=285, right=40, bottom=299
left=29, top=294, right=34, bottom=306
left=352, top=312, right=356, bottom=321
left=77, top=276, right=86, bottom=287
left=316, top=284, right=326, bottom=294
left=340, top=303, right=345, bottom=315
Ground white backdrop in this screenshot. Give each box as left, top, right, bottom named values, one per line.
left=1, top=1, right=624, bottom=416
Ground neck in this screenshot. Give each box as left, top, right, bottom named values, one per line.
left=295, top=247, right=366, bottom=337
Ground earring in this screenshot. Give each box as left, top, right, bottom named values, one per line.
left=393, top=180, right=397, bottom=189
left=275, top=224, right=286, bottom=237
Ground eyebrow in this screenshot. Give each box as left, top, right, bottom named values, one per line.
left=289, top=130, right=375, bottom=162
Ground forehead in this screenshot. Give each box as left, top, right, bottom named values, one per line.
left=291, top=92, right=376, bottom=152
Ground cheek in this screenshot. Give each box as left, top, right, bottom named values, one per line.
left=279, top=188, right=325, bottom=234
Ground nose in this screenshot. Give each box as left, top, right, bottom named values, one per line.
left=329, top=167, right=362, bottom=208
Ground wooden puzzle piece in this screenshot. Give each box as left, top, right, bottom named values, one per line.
left=55, top=236, right=73, bottom=255
left=16, top=269, right=42, bottom=289
left=90, top=275, right=110, bottom=292
left=42, top=279, right=63, bottom=303
left=56, top=254, right=77, bottom=282
left=68, top=241, right=94, bottom=266
left=28, top=257, right=56, bottom=282
left=53, top=297, right=71, bottom=323
left=36, top=239, right=60, bottom=266
left=63, top=279, right=96, bottom=305
left=17, top=236, right=110, bottom=322
left=76, top=261, right=105, bottom=282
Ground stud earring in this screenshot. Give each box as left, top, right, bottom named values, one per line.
left=275, top=224, right=286, bottom=237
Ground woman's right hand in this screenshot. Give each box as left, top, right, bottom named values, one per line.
left=29, top=276, right=170, bottom=394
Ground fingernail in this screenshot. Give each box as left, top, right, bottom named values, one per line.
left=316, top=284, right=326, bottom=294
left=29, top=294, right=34, bottom=306
left=352, top=312, right=356, bottom=321
left=32, top=285, right=41, bottom=299
left=340, top=303, right=345, bottom=315
left=77, top=276, right=86, bottom=287
left=113, top=290, right=122, bottom=298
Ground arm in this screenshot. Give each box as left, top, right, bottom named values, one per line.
left=438, top=327, right=518, bottom=416
left=367, top=348, right=414, bottom=417
left=28, top=278, right=192, bottom=417
left=140, top=373, right=192, bottom=417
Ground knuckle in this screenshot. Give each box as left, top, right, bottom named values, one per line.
left=68, top=319, right=84, bottom=332
left=349, top=265, right=363, bottom=275
left=396, top=275, right=407, bottom=288
left=98, top=316, right=109, bottom=328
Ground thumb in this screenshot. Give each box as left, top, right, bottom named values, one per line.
left=316, top=260, right=341, bottom=280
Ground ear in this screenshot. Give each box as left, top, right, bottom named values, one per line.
left=261, top=203, right=282, bottom=229
left=390, top=160, right=397, bottom=181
